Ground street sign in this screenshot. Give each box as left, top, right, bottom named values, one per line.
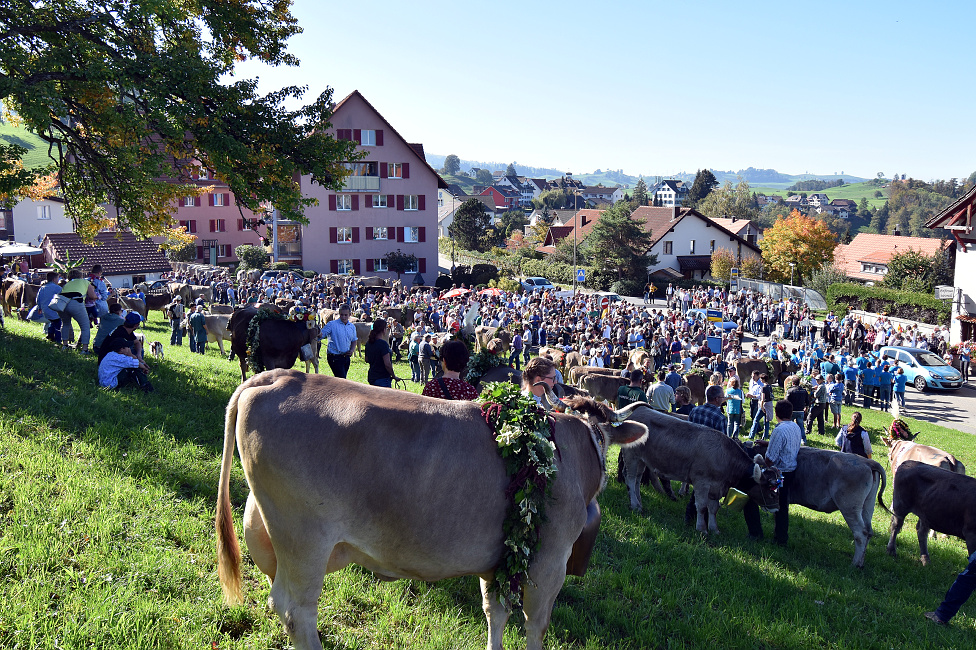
left=730, top=279, right=738, bottom=292
left=600, top=296, right=610, bottom=310
left=935, top=285, right=954, bottom=300
left=706, top=309, right=722, bottom=322
left=576, top=268, right=585, bottom=283
left=730, top=267, right=739, bottom=278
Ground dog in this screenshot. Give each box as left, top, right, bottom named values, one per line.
left=149, top=340, right=165, bottom=361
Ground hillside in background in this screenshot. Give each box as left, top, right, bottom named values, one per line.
left=751, top=181, right=889, bottom=210
left=0, top=122, right=53, bottom=170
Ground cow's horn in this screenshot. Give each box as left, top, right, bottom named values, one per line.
left=612, top=402, right=645, bottom=422
left=540, top=385, right=567, bottom=412
left=753, top=463, right=762, bottom=483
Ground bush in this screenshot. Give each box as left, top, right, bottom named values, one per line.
left=235, top=244, right=269, bottom=270
left=434, top=274, right=454, bottom=290
left=303, top=270, right=316, bottom=278
left=611, top=278, right=645, bottom=297
left=270, top=261, right=290, bottom=271
left=826, top=283, right=951, bottom=325
left=496, top=277, right=520, bottom=292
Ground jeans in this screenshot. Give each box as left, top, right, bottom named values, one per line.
left=727, top=411, right=742, bottom=438
left=60, top=298, right=90, bottom=349
left=410, top=358, right=421, bottom=382
left=370, top=377, right=392, bottom=388
left=878, top=387, right=891, bottom=411
left=170, top=319, right=183, bottom=345
left=327, top=353, right=351, bottom=379
left=749, top=403, right=770, bottom=439
left=510, top=350, right=522, bottom=370
left=793, top=414, right=806, bottom=441
left=116, top=368, right=153, bottom=392
left=934, top=551, right=976, bottom=622
left=744, top=469, right=795, bottom=545
left=46, top=318, right=63, bottom=344
left=420, top=358, right=432, bottom=383
left=806, top=404, right=826, bottom=437
left=895, top=391, right=906, bottom=408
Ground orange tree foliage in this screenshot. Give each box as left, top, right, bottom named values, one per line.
left=758, top=209, right=836, bottom=285
left=710, top=248, right=735, bottom=282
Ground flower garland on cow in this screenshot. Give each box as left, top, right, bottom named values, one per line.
left=464, top=338, right=508, bottom=386
left=478, top=381, right=558, bottom=612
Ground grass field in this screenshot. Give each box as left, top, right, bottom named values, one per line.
left=0, top=123, right=55, bottom=171
left=1, top=315, right=974, bottom=649
left=751, top=182, right=888, bottom=211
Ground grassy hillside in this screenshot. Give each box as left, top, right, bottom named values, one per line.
left=1, top=317, right=974, bottom=648
left=752, top=181, right=889, bottom=210
left=0, top=122, right=54, bottom=170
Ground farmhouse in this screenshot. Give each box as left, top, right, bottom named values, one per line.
left=833, top=233, right=948, bottom=283
left=925, top=183, right=976, bottom=343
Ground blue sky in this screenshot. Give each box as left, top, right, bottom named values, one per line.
left=234, top=0, right=975, bottom=182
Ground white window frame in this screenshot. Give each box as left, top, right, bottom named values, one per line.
left=37, top=205, right=51, bottom=220
left=337, top=194, right=352, bottom=211
left=404, top=258, right=419, bottom=273
left=690, top=240, right=696, bottom=254
left=337, top=259, right=354, bottom=274
left=338, top=227, right=353, bottom=244
left=213, top=193, right=225, bottom=207
left=183, top=196, right=195, bottom=207
left=372, top=227, right=388, bottom=240
left=405, top=195, right=419, bottom=211
left=664, top=241, right=673, bottom=255
left=389, top=163, right=403, bottom=179
left=198, top=168, right=209, bottom=180
left=361, top=130, right=376, bottom=146
left=214, top=219, right=226, bottom=233
left=373, top=258, right=389, bottom=272
left=373, top=194, right=388, bottom=208
left=405, top=226, right=420, bottom=243
left=710, top=240, right=715, bottom=253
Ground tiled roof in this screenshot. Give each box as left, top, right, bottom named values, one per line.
left=709, top=217, right=760, bottom=238
left=834, top=233, right=948, bottom=281
left=926, top=183, right=976, bottom=230
left=630, top=206, right=692, bottom=245
left=43, top=231, right=171, bottom=275
left=562, top=209, right=605, bottom=240
left=543, top=225, right=573, bottom=246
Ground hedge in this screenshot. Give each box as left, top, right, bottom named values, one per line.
left=825, top=282, right=951, bottom=325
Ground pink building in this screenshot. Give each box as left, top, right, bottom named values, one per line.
left=299, top=90, right=447, bottom=280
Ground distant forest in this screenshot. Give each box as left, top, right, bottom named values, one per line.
left=787, top=178, right=847, bottom=192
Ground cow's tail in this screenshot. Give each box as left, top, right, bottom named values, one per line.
left=216, top=382, right=247, bottom=605
left=869, top=459, right=891, bottom=516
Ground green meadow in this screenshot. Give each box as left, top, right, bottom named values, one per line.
left=0, top=315, right=973, bottom=649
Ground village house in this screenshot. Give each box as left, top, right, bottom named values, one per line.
left=651, top=179, right=688, bottom=207
left=833, top=233, right=949, bottom=283
left=42, top=231, right=171, bottom=289
left=298, top=90, right=447, bottom=279
left=925, top=184, right=976, bottom=343
left=580, top=185, right=625, bottom=205
left=806, top=193, right=829, bottom=208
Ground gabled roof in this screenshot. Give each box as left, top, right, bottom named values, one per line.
left=833, top=233, right=948, bottom=281
left=331, top=90, right=448, bottom=189
left=561, top=209, right=604, bottom=240
left=543, top=225, right=573, bottom=247
left=582, top=185, right=618, bottom=195
left=43, top=232, right=171, bottom=275
left=445, top=183, right=467, bottom=198
left=709, top=217, right=761, bottom=238
left=630, top=206, right=763, bottom=254
left=925, top=183, right=976, bottom=249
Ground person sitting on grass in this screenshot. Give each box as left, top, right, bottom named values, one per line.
left=98, top=338, right=153, bottom=392
left=92, top=303, right=126, bottom=356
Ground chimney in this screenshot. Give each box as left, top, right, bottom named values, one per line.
left=893, top=228, right=901, bottom=236
left=671, top=206, right=679, bottom=222
left=731, top=216, right=737, bottom=223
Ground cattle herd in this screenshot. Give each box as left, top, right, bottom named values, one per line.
left=3, top=268, right=973, bottom=649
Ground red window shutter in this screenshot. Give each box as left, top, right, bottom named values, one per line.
left=196, top=246, right=204, bottom=259
left=237, top=218, right=243, bottom=231
left=330, top=259, right=339, bottom=274
left=396, top=227, right=404, bottom=242
left=328, top=195, right=337, bottom=211
left=191, top=220, right=197, bottom=233
left=366, top=228, right=373, bottom=240
left=208, top=193, right=214, bottom=207
left=352, top=195, right=359, bottom=211
left=352, top=227, right=360, bottom=243
left=353, top=129, right=361, bottom=144
left=418, top=195, right=426, bottom=211
left=396, top=195, right=404, bottom=211
left=366, top=259, right=374, bottom=272
left=387, top=194, right=394, bottom=207
left=209, top=219, right=215, bottom=232
left=329, top=227, right=337, bottom=244
left=402, top=163, right=410, bottom=179
left=419, top=258, right=426, bottom=273
left=224, top=193, right=230, bottom=206
left=419, top=226, right=426, bottom=242
left=365, top=194, right=373, bottom=208
left=375, top=130, right=383, bottom=145
left=380, top=162, right=388, bottom=178
left=352, top=259, right=361, bottom=275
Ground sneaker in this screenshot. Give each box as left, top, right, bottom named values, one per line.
left=924, top=612, right=948, bottom=626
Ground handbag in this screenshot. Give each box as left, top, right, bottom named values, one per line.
left=48, top=293, right=70, bottom=314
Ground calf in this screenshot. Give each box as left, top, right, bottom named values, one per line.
left=887, top=460, right=976, bottom=565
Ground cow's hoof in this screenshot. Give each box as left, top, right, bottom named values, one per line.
left=921, top=554, right=930, bottom=566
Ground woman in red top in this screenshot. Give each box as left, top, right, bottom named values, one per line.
left=422, top=340, right=479, bottom=401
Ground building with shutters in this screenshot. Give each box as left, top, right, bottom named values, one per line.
left=299, top=90, right=447, bottom=278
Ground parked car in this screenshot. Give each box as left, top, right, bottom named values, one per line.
left=687, top=308, right=738, bottom=332
left=592, top=291, right=623, bottom=304
left=521, top=277, right=555, bottom=292
left=874, top=346, right=962, bottom=391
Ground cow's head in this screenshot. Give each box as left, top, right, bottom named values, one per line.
left=554, top=394, right=649, bottom=479
left=743, top=455, right=782, bottom=512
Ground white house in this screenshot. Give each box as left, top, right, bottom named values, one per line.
left=10, top=196, right=72, bottom=247
left=580, top=185, right=625, bottom=205
left=651, top=179, right=688, bottom=207
left=925, top=184, right=976, bottom=344
left=807, top=193, right=829, bottom=207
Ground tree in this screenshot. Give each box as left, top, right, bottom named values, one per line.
left=383, top=249, right=418, bottom=281
left=805, top=265, right=848, bottom=298
left=0, top=1, right=360, bottom=242
left=497, top=210, right=528, bottom=238
left=740, top=255, right=764, bottom=280
left=586, top=202, right=655, bottom=283
left=166, top=238, right=197, bottom=262
left=449, top=199, right=492, bottom=251
left=505, top=162, right=517, bottom=177
left=758, top=209, right=836, bottom=285
left=475, top=169, right=494, bottom=185
left=698, top=179, right=758, bottom=222
left=685, top=169, right=718, bottom=208
left=235, top=244, right=270, bottom=270
left=710, top=248, right=736, bottom=283
left=442, top=154, right=460, bottom=176
left=632, top=177, right=649, bottom=207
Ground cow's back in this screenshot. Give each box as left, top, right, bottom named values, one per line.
left=892, top=461, right=976, bottom=539
left=790, top=447, right=879, bottom=513
left=890, top=441, right=965, bottom=476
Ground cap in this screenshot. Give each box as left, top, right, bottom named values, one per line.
left=124, top=312, right=143, bottom=327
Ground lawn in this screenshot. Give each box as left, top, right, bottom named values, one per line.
left=751, top=182, right=888, bottom=211
left=0, top=123, right=54, bottom=171
left=1, top=315, right=973, bottom=649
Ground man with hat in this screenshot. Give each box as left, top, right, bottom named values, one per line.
left=167, top=294, right=186, bottom=346
left=98, top=311, right=146, bottom=364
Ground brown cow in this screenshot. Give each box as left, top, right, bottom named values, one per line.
left=564, top=351, right=584, bottom=372
left=887, top=460, right=976, bottom=565
left=117, top=295, right=148, bottom=320
left=475, top=326, right=511, bottom=352
left=2, top=279, right=39, bottom=316
left=579, top=374, right=629, bottom=404
left=683, top=373, right=707, bottom=406
left=569, top=366, right=619, bottom=386
left=228, top=307, right=321, bottom=381
left=883, top=439, right=967, bottom=477
left=216, top=373, right=647, bottom=650
left=204, top=314, right=233, bottom=356
left=208, top=304, right=235, bottom=315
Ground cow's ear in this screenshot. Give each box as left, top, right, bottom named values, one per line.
left=604, top=421, right=647, bottom=447
left=881, top=436, right=891, bottom=448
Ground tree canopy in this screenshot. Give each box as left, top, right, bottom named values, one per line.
left=0, top=0, right=359, bottom=241
left=685, top=169, right=718, bottom=208
left=505, top=162, right=517, bottom=177
left=442, top=154, right=460, bottom=175
left=383, top=249, right=418, bottom=279
left=758, top=209, right=836, bottom=285
left=632, top=177, right=649, bottom=207
left=586, top=202, right=655, bottom=283
left=449, top=198, right=492, bottom=252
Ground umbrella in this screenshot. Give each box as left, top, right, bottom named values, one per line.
left=478, top=287, right=504, bottom=297
left=0, top=242, right=44, bottom=256
left=442, top=288, right=470, bottom=299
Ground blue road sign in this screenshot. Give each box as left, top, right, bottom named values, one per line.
left=576, top=269, right=585, bottom=282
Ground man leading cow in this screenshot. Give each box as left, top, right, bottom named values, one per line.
left=319, top=304, right=357, bottom=379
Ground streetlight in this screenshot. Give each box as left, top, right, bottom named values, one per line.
left=789, top=262, right=796, bottom=286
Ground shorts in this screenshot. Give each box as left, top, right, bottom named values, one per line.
left=829, top=403, right=842, bottom=416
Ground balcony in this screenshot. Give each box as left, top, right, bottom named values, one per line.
left=277, top=242, right=302, bottom=259
left=342, top=176, right=381, bottom=192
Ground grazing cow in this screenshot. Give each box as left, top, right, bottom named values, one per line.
left=754, top=442, right=889, bottom=567
left=883, top=439, right=967, bottom=477
left=2, top=279, right=39, bottom=316
left=228, top=307, right=321, bottom=381
left=887, top=460, right=976, bottom=565
left=617, top=403, right=782, bottom=533
left=216, top=373, right=648, bottom=650
left=579, top=374, right=629, bottom=404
